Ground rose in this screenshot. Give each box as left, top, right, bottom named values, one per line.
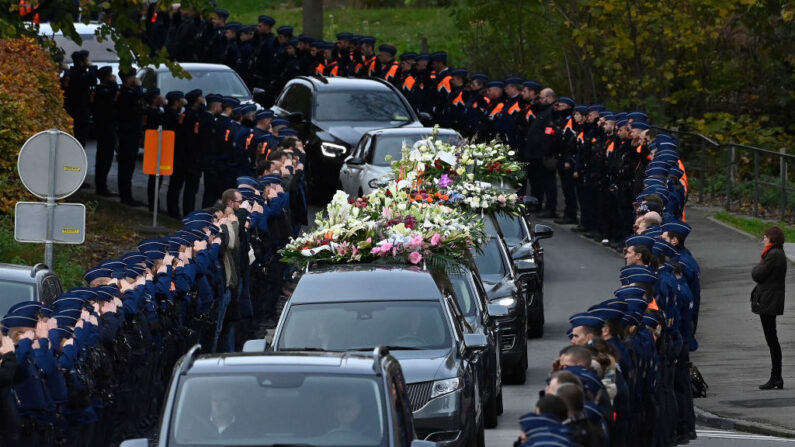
left=430, top=233, right=441, bottom=246
left=408, top=251, right=423, bottom=264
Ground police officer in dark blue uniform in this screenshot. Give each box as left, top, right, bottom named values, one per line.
left=116, top=70, right=145, bottom=207
left=91, top=66, right=118, bottom=197
left=63, top=50, right=97, bottom=150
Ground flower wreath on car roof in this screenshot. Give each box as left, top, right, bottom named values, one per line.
left=280, top=129, right=526, bottom=270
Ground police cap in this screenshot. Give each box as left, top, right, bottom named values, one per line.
left=625, top=234, right=655, bottom=249
left=336, top=32, right=353, bottom=41
left=415, top=54, right=430, bottom=62
left=255, top=109, right=274, bottom=121
left=586, top=104, right=605, bottom=113
left=429, top=51, right=447, bottom=62
left=258, top=15, right=275, bottom=26
left=470, top=73, right=489, bottom=83
left=631, top=121, right=650, bottom=130
left=215, top=9, right=230, bottom=19
left=399, top=52, right=417, bottom=62
left=359, top=36, right=376, bottom=46
left=97, top=66, right=113, bottom=79
left=185, top=89, right=203, bottom=104
left=450, top=68, right=468, bottom=78
left=71, top=49, right=89, bottom=63
left=298, top=34, right=315, bottom=43
left=224, top=22, right=242, bottom=32
left=240, top=25, right=256, bottom=34
left=378, top=44, right=397, bottom=56
left=277, top=26, right=294, bottom=36
left=486, top=81, right=504, bottom=89
left=166, top=90, right=184, bottom=103
left=504, top=76, right=523, bottom=86
left=557, top=96, right=575, bottom=108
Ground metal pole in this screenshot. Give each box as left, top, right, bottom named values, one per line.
left=753, top=150, right=759, bottom=217
left=725, top=145, right=733, bottom=211
left=780, top=148, right=787, bottom=222
left=45, top=130, right=58, bottom=268
left=153, top=126, right=163, bottom=227
left=699, top=138, right=705, bottom=203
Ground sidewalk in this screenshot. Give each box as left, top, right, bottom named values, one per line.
left=685, top=206, right=795, bottom=435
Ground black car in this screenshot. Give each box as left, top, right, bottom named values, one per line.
left=271, top=76, right=427, bottom=200
left=447, top=264, right=508, bottom=429
left=121, top=346, right=436, bottom=447
left=491, top=212, right=553, bottom=338
left=471, top=226, right=528, bottom=384
left=267, top=264, right=487, bottom=447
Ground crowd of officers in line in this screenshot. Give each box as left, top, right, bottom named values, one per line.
left=0, top=134, right=310, bottom=446
left=514, top=130, right=701, bottom=447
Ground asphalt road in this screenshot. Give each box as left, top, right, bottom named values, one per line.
left=484, top=218, right=795, bottom=446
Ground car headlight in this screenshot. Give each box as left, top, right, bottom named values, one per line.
left=431, top=377, right=463, bottom=399
left=496, top=297, right=516, bottom=307
left=320, top=141, right=347, bottom=157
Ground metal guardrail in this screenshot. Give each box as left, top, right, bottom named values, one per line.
left=652, top=127, right=792, bottom=221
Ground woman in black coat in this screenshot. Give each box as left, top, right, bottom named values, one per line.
left=751, top=226, right=787, bottom=390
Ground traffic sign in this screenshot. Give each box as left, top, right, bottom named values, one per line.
left=143, top=129, right=175, bottom=175
left=17, top=130, right=87, bottom=199
left=14, top=202, right=86, bottom=244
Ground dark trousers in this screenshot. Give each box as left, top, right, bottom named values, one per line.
left=202, top=165, right=221, bottom=208
left=526, top=160, right=546, bottom=204
left=72, top=114, right=90, bottom=149
left=182, top=168, right=202, bottom=215
left=761, top=314, right=782, bottom=375
left=578, top=181, right=598, bottom=231
left=542, top=166, right=557, bottom=213
left=117, top=130, right=139, bottom=202
left=674, top=346, right=695, bottom=435
left=94, top=126, right=116, bottom=192
left=167, top=165, right=186, bottom=218
left=558, top=163, right=577, bottom=218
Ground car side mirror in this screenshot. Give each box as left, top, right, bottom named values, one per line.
left=252, top=87, right=265, bottom=95
left=418, top=111, right=433, bottom=125
left=510, top=242, right=533, bottom=259
left=120, top=439, right=150, bottom=447
left=533, top=224, right=554, bottom=240
left=486, top=303, right=509, bottom=318
left=463, top=333, right=488, bottom=351
left=411, top=440, right=439, bottom=447
left=346, top=156, right=365, bottom=166
left=523, top=195, right=540, bottom=213
left=242, top=339, right=268, bottom=352
left=287, top=111, right=306, bottom=124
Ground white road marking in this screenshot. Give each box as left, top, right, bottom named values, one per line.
left=697, top=429, right=795, bottom=442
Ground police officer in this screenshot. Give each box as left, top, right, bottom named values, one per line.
left=164, top=90, right=186, bottom=218
left=237, top=26, right=257, bottom=81
left=202, top=9, right=229, bottom=63
left=376, top=44, right=400, bottom=87
left=180, top=89, right=205, bottom=216
left=143, top=88, right=165, bottom=212
left=250, top=15, right=277, bottom=90
left=201, top=94, right=223, bottom=207
left=91, top=66, right=118, bottom=197
left=427, top=51, right=452, bottom=120
left=221, top=22, right=242, bottom=72
left=167, top=6, right=200, bottom=62
left=440, top=69, right=468, bottom=130
left=116, top=70, right=145, bottom=207
left=64, top=50, right=97, bottom=150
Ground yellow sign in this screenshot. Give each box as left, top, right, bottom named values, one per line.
left=61, top=228, right=80, bottom=234
left=63, top=166, right=81, bottom=172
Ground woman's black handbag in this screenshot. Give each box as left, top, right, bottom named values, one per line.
left=690, top=364, right=709, bottom=398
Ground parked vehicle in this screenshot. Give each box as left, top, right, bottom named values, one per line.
left=0, top=263, right=62, bottom=316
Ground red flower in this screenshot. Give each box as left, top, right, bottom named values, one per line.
left=505, top=168, right=512, bottom=173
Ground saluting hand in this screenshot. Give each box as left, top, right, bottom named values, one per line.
left=0, top=336, right=15, bottom=355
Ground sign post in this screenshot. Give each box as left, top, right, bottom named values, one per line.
left=16, top=129, right=87, bottom=268
left=143, top=126, right=175, bottom=228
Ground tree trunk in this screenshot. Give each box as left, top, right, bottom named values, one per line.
left=303, top=0, right=323, bottom=40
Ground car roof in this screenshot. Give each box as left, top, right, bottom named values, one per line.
left=291, top=76, right=395, bottom=92
left=144, top=63, right=240, bottom=73
left=187, top=351, right=386, bottom=375
left=37, top=22, right=102, bottom=36
left=366, top=127, right=461, bottom=137
left=0, top=263, right=51, bottom=283
left=290, top=264, right=444, bottom=304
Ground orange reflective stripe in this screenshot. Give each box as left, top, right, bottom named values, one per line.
left=151, top=11, right=158, bottom=23
left=178, top=113, right=184, bottom=125
left=489, top=102, right=504, bottom=118
left=564, top=117, right=573, bottom=132
left=576, top=132, right=584, bottom=144
left=636, top=144, right=643, bottom=154
left=384, top=63, right=399, bottom=81
left=678, top=159, right=689, bottom=193
left=429, top=70, right=437, bottom=80
left=260, top=142, right=269, bottom=155
left=169, top=281, right=176, bottom=292
left=245, top=132, right=254, bottom=151
left=403, top=76, right=416, bottom=91
left=367, top=58, right=377, bottom=76
left=437, top=76, right=452, bottom=94
left=330, top=65, right=339, bottom=77
left=193, top=121, right=200, bottom=134
left=507, top=101, right=521, bottom=115
left=225, top=129, right=231, bottom=142
left=525, top=107, right=536, bottom=120
left=452, top=91, right=464, bottom=106
left=648, top=299, right=659, bottom=311
left=605, top=141, right=615, bottom=156
left=315, top=63, right=325, bottom=75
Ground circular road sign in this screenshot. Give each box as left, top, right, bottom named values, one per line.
left=17, top=129, right=87, bottom=200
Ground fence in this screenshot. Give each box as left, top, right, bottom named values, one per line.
left=652, top=127, right=794, bottom=222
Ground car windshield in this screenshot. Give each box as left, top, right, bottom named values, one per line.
left=169, top=373, right=386, bottom=447
left=279, top=301, right=452, bottom=351
left=158, top=70, right=250, bottom=99
left=54, top=34, right=118, bottom=62
left=448, top=272, right=478, bottom=318
left=315, top=91, right=412, bottom=123
left=473, top=238, right=508, bottom=284
left=370, top=133, right=463, bottom=166
left=0, top=280, right=35, bottom=317
left=495, top=212, right=528, bottom=247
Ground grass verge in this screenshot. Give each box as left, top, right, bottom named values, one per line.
left=0, top=192, right=181, bottom=289
left=714, top=211, right=795, bottom=242
left=216, top=2, right=463, bottom=66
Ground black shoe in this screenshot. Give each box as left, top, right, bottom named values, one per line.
left=121, top=198, right=145, bottom=207
left=95, top=189, right=118, bottom=197
left=759, top=378, right=784, bottom=390
left=554, top=216, right=578, bottom=225
left=584, top=231, right=598, bottom=239
left=675, top=434, right=690, bottom=445
left=591, top=233, right=604, bottom=241
left=688, top=431, right=697, bottom=440
left=571, top=225, right=587, bottom=232
left=537, top=210, right=557, bottom=219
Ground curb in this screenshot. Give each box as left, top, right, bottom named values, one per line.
left=695, top=406, right=795, bottom=439
left=706, top=215, right=795, bottom=264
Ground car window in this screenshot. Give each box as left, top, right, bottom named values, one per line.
left=472, top=238, right=508, bottom=284
left=483, top=215, right=500, bottom=238
left=158, top=70, right=250, bottom=100
left=0, top=280, right=35, bottom=317
left=279, top=301, right=453, bottom=351
left=354, top=135, right=370, bottom=159
left=315, top=91, right=411, bottom=123
left=54, top=34, right=118, bottom=63
left=370, top=133, right=461, bottom=166
left=278, top=84, right=312, bottom=117
left=170, top=373, right=387, bottom=447
left=448, top=272, right=477, bottom=318
left=40, top=276, right=60, bottom=304
left=495, top=212, right=528, bottom=247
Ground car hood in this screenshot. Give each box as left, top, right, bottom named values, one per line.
left=320, top=121, right=418, bottom=146
left=389, top=348, right=460, bottom=383
left=481, top=277, right=516, bottom=300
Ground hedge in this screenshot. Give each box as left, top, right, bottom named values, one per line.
left=0, top=38, right=73, bottom=214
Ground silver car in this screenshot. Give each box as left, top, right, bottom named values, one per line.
left=0, top=263, right=62, bottom=316
left=339, top=127, right=463, bottom=198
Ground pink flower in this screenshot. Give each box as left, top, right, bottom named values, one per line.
left=410, top=235, right=424, bottom=248
left=370, top=246, right=381, bottom=255
left=381, top=242, right=393, bottom=253
left=408, top=251, right=423, bottom=264
left=439, top=174, right=453, bottom=188
left=430, top=233, right=442, bottom=246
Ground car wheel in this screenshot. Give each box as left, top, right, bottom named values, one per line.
left=527, top=288, right=544, bottom=339
left=484, top=387, right=498, bottom=428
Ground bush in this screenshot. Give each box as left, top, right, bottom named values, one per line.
left=0, top=38, right=73, bottom=214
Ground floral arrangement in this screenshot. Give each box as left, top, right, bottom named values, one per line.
left=280, top=190, right=486, bottom=269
